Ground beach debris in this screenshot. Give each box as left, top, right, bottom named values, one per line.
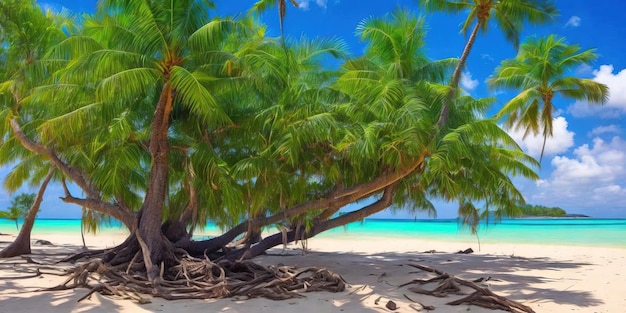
left=385, top=300, right=398, bottom=310
left=57, top=248, right=107, bottom=264
left=472, top=276, right=500, bottom=283
left=408, top=275, right=462, bottom=297
left=347, top=284, right=369, bottom=295
left=402, top=263, right=535, bottom=313
left=377, top=272, right=395, bottom=286
left=35, top=239, right=53, bottom=246
left=403, top=294, right=435, bottom=311
left=377, top=272, right=388, bottom=282
left=456, top=248, right=474, bottom=254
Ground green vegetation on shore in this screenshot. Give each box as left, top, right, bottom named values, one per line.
left=518, top=204, right=589, bottom=217
left=520, top=204, right=565, bottom=217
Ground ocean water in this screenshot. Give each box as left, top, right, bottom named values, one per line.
left=1, top=218, right=625, bottom=248
left=322, top=218, right=626, bottom=248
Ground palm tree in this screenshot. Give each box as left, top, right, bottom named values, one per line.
left=250, top=0, right=299, bottom=44
left=2, top=2, right=540, bottom=301
left=35, top=0, right=254, bottom=279
left=417, top=0, right=558, bottom=126
left=0, top=171, right=54, bottom=257
left=488, top=35, right=609, bottom=161
left=0, top=0, right=70, bottom=257
left=329, top=9, right=537, bottom=233
left=187, top=9, right=537, bottom=259
left=2, top=193, right=35, bottom=230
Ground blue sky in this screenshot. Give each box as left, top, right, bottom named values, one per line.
left=4, top=0, right=625, bottom=219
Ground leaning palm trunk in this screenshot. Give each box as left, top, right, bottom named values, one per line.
left=0, top=168, right=55, bottom=258
left=438, top=21, right=481, bottom=127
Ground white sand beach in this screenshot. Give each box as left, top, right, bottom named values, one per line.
left=0, top=229, right=624, bottom=313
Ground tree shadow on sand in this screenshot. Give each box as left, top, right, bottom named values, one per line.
left=256, top=248, right=605, bottom=311
left=0, top=243, right=607, bottom=313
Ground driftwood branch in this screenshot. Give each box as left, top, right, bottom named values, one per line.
left=402, top=263, right=535, bottom=313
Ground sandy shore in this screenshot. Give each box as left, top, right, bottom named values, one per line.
left=0, top=229, right=624, bottom=313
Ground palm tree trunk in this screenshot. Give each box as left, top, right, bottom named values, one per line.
left=138, top=82, right=175, bottom=281
left=239, top=183, right=398, bottom=259
left=437, top=21, right=482, bottom=127
left=0, top=168, right=54, bottom=258
left=81, top=218, right=87, bottom=249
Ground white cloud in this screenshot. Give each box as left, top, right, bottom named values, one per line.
left=507, top=116, right=575, bottom=159
left=298, top=1, right=310, bottom=10
left=481, top=54, right=495, bottom=62
left=460, top=71, right=479, bottom=91
left=568, top=65, right=626, bottom=118
left=316, top=0, right=327, bottom=9
left=298, top=0, right=326, bottom=10
left=526, top=136, right=626, bottom=214
left=575, top=63, right=593, bottom=76
left=565, top=16, right=581, bottom=27
left=589, top=124, right=622, bottom=137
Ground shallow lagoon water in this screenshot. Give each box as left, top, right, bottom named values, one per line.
left=1, top=218, right=624, bottom=248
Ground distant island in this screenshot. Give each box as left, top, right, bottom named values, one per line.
left=519, top=204, right=590, bottom=218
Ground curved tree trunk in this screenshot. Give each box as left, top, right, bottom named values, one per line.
left=437, top=21, right=482, bottom=128
left=0, top=167, right=55, bottom=258
left=239, top=183, right=398, bottom=260
left=10, top=119, right=135, bottom=230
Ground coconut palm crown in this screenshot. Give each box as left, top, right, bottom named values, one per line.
left=417, top=0, right=558, bottom=126
left=489, top=35, right=609, bottom=162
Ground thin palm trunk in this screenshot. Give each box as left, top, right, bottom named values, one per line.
left=0, top=168, right=54, bottom=258
left=437, top=21, right=481, bottom=127
left=81, top=218, right=86, bottom=249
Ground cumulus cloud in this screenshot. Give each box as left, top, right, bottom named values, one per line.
left=507, top=116, right=575, bottom=159
left=526, top=136, right=626, bottom=213
left=565, top=16, right=581, bottom=27
left=298, top=0, right=327, bottom=10
left=568, top=65, right=626, bottom=118
left=460, top=71, right=479, bottom=91
left=589, top=124, right=622, bottom=137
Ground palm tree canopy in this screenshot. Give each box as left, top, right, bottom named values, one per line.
left=1, top=193, right=35, bottom=220
left=489, top=34, right=609, bottom=161
left=336, top=10, right=538, bottom=228
left=417, top=0, right=558, bottom=49
left=0, top=1, right=70, bottom=206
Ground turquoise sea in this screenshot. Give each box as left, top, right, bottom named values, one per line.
left=1, top=218, right=625, bottom=248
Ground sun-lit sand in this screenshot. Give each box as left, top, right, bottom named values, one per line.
left=0, top=228, right=624, bottom=313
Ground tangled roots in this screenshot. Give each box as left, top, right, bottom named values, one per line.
left=42, top=253, right=345, bottom=303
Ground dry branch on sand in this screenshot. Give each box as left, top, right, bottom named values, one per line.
left=402, top=263, right=535, bottom=313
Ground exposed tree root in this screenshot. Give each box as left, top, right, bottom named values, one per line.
left=42, top=252, right=345, bottom=303
left=402, top=263, right=535, bottom=313
left=57, top=249, right=106, bottom=264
